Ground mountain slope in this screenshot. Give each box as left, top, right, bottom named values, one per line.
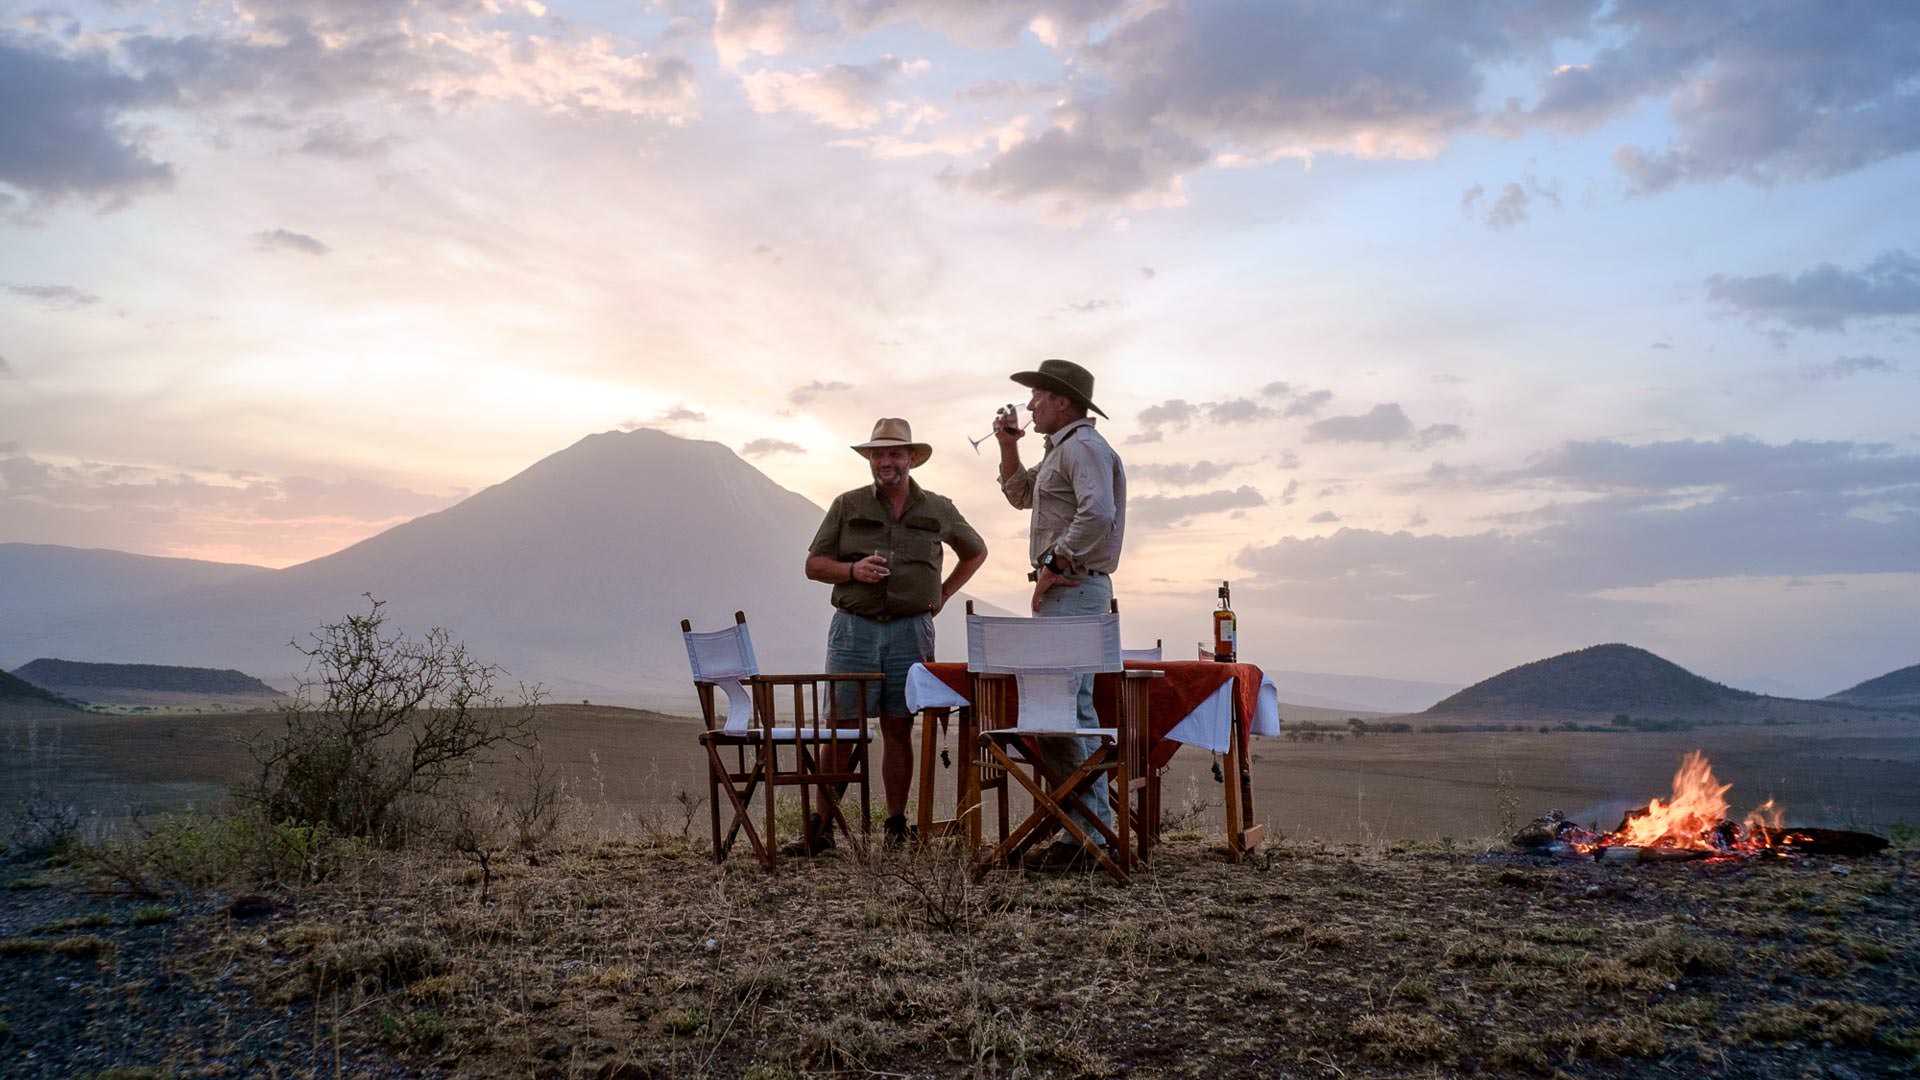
left=1828, top=663, right=1920, bottom=708
left=13, top=659, right=278, bottom=696
left=0, top=430, right=1002, bottom=709
left=1425, top=643, right=1758, bottom=717
left=0, top=543, right=269, bottom=616
left=0, top=668, right=78, bottom=710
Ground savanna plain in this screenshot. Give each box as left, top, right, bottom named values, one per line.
left=4, top=703, right=1918, bottom=1078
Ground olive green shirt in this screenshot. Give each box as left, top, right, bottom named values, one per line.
left=809, top=479, right=986, bottom=619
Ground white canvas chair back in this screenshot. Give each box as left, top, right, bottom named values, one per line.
left=1121, top=642, right=1162, bottom=662
left=966, top=613, right=1122, bottom=731
left=684, top=621, right=760, bottom=734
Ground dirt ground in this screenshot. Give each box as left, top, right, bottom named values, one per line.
left=3, top=825, right=1917, bottom=1079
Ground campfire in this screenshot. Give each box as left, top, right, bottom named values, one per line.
left=1515, top=751, right=1888, bottom=863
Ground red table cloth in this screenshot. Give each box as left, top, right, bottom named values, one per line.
left=916, top=660, right=1265, bottom=770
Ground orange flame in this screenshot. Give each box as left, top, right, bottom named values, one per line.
left=1573, top=751, right=1795, bottom=858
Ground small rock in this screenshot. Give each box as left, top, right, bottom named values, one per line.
left=703, top=937, right=717, bottom=952
left=1828, top=1063, right=1863, bottom=1080
left=1584, top=885, right=1601, bottom=897
left=1830, top=864, right=1851, bottom=876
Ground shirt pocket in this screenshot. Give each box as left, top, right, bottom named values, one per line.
left=843, top=516, right=889, bottom=560
left=1035, top=457, right=1077, bottom=508
left=899, top=516, right=943, bottom=567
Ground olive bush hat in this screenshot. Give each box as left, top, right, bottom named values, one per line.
left=851, top=417, right=932, bottom=467
left=1010, top=358, right=1108, bottom=418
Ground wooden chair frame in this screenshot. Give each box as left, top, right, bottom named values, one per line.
left=964, top=601, right=1159, bottom=884
left=684, top=612, right=881, bottom=868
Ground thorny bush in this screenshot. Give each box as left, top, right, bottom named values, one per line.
left=245, top=596, right=540, bottom=846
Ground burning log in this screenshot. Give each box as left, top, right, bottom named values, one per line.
left=1510, top=752, right=1890, bottom=863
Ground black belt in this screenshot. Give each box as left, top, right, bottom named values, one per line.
left=843, top=610, right=923, bottom=623
left=1027, top=569, right=1111, bottom=581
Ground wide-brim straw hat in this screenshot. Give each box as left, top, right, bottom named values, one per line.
left=851, top=417, right=932, bottom=467
left=1010, top=358, right=1108, bottom=418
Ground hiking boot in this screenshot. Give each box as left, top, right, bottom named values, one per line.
left=1021, top=842, right=1094, bottom=871
left=883, top=814, right=911, bottom=849
left=779, top=814, right=836, bottom=857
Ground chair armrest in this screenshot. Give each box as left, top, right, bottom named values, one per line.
left=1120, top=670, right=1166, bottom=680
left=747, top=672, right=884, bottom=686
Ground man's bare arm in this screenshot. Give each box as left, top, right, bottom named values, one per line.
left=806, top=553, right=890, bottom=584
left=934, top=545, right=988, bottom=615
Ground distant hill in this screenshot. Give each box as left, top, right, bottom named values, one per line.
left=0, top=430, right=1007, bottom=710
left=1828, top=663, right=1920, bottom=708
left=1426, top=643, right=1759, bottom=717
left=0, top=669, right=79, bottom=710
left=0, top=543, right=269, bottom=616
left=12, top=659, right=278, bottom=696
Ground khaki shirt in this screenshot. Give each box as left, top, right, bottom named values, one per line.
left=999, top=418, right=1126, bottom=575
left=809, top=479, right=986, bottom=619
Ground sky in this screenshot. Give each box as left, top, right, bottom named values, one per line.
left=2, top=0, right=1918, bottom=696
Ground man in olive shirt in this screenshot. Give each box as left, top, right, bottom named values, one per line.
left=993, top=359, right=1126, bottom=864
left=807, top=418, right=987, bottom=848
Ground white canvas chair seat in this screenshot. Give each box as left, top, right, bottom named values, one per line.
left=682, top=611, right=876, bottom=868
left=967, top=610, right=1146, bottom=883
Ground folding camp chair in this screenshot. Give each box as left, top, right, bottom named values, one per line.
left=1121, top=639, right=1163, bottom=662
left=968, top=609, right=1155, bottom=883
left=682, top=612, right=879, bottom=868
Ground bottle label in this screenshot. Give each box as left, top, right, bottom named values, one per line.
left=1218, top=619, right=1235, bottom=649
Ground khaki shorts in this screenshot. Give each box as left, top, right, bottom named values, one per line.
left=826, top=610, right=934, bottom=719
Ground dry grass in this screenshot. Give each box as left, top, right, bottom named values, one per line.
left=97, top=828, right=1904, bottom=1080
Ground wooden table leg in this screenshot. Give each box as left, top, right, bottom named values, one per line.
left=1222, top=717, right=1245, bottom=864
left=916, top=709, right=939, bottom=842
left=1223, top=695, right=1265, bottom=860
left=959, top=706, right=981, bottom=863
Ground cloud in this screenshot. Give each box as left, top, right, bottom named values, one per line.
left=1463, top=175, right=1561, bottom=230
left=1130, top=398, right=1198, bottom=443
left=120, top=14, right=697, bottom=120
left=1065, top=297, right=1123, bottom=314
left=1260, top=381, right=1292, bottom=398
left=1306, top=403, right=1414, bottom=444
left=1502, top=436, right=1920, bottom=499
left=1307, top=510, right=1339, bottom=524
left=1706, top=251, right=1920, bottom=331
left=0, top=34, right=176, bottom=211
left=788, top=379, right=852, bottom=406
left=253, top=228, right=329, bottom=255
left=1485, top=182, right=1532, bottom=229
left=1412, top=423, right=1468, bottom=450
left=0, top=448, right=458, bottom=534
left=1804, top=355, right=1902, bottom=380
left=1207, top=398, right=1275, bottom=425
left=0, top=356, right=10, bottom=376
left=5, top=283, right=101, bottom=308
left=658, top=405, right=707, bottom=423
left=740, top=437, right=805, bottom=457
left=1515, top=3, right=1920, bottom=191
left=1279, top=478, right=1298, bottom=506
left=1131, top=485, right=1265, bottom=527
left=1129, top=460, right=1237, bottom=487
left=962, top=2, right=1589, bottom=209
left=962, top=117, right=1209, bottom=212
left=714, top=0, right=1128, bottom=64
left=741, top=54, right=929, bottom=130
left=1282, top=389, right=1333, bottom=418
left=1134, top=395, right=1286, bottom=443
left=298, top=120, right=396, bottom=160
